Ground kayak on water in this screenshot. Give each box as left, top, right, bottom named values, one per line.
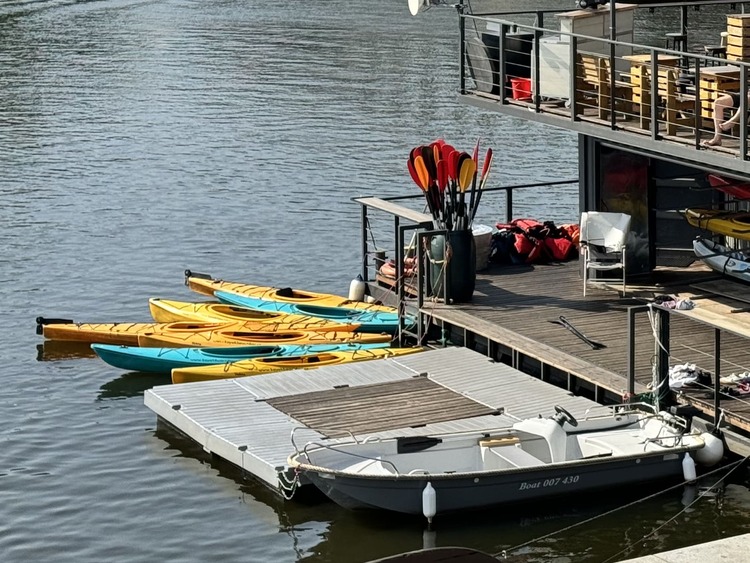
left=91, top=341, right=393, bottom=373
left=170, top=346, right=424, bottom=384
left=136, top=326, right=392, bottom=348
left=36, top=318, right=360, bottom=346
left=184, top=270, right=397, bottom=314
left=213, top=290, right=405, bottom=333
left=148, top=297, right=360, bottom=330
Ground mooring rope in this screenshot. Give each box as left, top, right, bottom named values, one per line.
left=497, top=456, right=749, bottom=560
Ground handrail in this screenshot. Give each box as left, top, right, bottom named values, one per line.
left=300, top=441, right=401, bottom=474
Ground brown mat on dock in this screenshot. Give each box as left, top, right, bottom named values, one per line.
left=264, top=376, right=498, bottom=438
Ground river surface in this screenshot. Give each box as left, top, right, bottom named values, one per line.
left=2, top=0, right=749, bottom=561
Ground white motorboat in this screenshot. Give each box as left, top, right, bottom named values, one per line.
left=288, top=404, right=723, bottom=519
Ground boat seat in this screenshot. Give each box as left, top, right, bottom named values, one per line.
left=481, top=444, right=545, bottom=469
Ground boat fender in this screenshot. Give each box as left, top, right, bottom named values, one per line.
left=694, top=433, right=724, bottom=467
left=422, top=482, right=436, bottom=524
left=348, top=274, right=366, bottom=302
left=682, top=452, right=697, bottom=483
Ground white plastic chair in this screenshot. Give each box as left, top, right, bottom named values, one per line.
left=580, top=211, right=631, bottom=297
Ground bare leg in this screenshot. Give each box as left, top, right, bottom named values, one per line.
left=703, top=94, right=734, bottom=147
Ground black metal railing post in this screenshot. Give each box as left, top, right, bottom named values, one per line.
left=569, top=35, right=578, bottom=122
left=741, top=64, right=748, bottom=160
left=693, top=56, right=701, bottom=149
left=650, top=49, right=658, bottom=140
left=533, top=28, right=541, bottom=110
left=506, top=187, right=513, bottom=224
left=499, top=23, right=507, bottom=103
left=458, top=3, right=466, bottom=94
left=360, top=204, right=369, bottom=281
left=714, top=328, right=721, bottom=426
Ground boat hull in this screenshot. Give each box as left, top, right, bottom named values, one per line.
left=304, top=452, right=688, bottom=515
left=693, top=238, right=750, bottom=282
left=685, top=208, right=750, bottom=240
left=91, top=342, right=392, bottom=373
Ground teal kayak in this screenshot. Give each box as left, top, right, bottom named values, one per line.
left=91, top=341, right=392, bottom=373
left=214, top=290, right=410, bottom=333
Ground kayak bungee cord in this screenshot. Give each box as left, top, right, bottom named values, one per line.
left=496, top=455, right=749, bottom=561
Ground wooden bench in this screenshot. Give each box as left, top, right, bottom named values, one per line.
left=576, top=53, right=634, bottom=120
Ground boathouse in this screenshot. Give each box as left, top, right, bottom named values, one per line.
left=358, top=1, right=750, bottom=454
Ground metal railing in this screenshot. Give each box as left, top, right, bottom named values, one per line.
left=458, top=3, right=750, bottom=161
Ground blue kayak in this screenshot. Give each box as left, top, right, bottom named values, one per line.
left=213, top=290, right=409, bottom=333
left=91, top=342, right=392, bottom=373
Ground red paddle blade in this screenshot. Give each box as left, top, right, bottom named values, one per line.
left=407, top=158, right=426, bottom=191
left=448, top=149, right=461, bottom=181
left=479, top=148, right=493, bottom=187
left=409, top=146, right=420, bottom=165
left=441, top=143, right=456, bottom=165
left=437, top=160, right=448, bottom=192
left=421, top=145, right=436, bottom=183
left=432, top=142, right=442, bottom=166
left=472, top=139, right=480, bottom=165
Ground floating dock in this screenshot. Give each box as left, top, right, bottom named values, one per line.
left=144, top=347, right=601, bottom=492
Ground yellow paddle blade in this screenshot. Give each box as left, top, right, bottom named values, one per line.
left=414, top=154, right=430, bottom=191
left=458, top=158, right=476, bottom=193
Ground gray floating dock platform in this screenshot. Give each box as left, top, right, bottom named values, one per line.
left=144, top=347, right=601, bottom=493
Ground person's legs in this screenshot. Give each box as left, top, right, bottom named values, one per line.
left=703, top=93, right=735, bottom=146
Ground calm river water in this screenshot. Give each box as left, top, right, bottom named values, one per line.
left=2, top=0, right=749, bottom=561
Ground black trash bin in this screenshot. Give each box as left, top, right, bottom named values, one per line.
left=430, top=230, right=476, bottom=303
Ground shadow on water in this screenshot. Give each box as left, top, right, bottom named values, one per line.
left=150, top=419, right=750, bottom=563
left=36, top=341, right=98, bottom=361
left=97, top=371, right=168, bottom=400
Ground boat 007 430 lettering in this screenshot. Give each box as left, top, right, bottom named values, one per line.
left=518, top=475, right=581, bottom=491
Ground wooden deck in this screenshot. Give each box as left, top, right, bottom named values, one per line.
left=418, top=259, right=750, bottom=434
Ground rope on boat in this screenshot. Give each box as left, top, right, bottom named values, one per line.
left=497, top=455, right=749, bottom=561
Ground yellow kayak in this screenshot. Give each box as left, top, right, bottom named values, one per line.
left=37, top=319, right=236, bottom=346
left=37, top=318, right=359, bottom=346
left=137, top=326, right=391, bottom=348
left=171, top=346, right=423, bottom=383
left=185, top=270, right=396, bottom=314
left=685, top=208, right=750, bottom=240
left=148, top=298, right=358, bottom=331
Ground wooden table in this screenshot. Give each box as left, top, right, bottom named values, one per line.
left=624, top=54, right=682, bottom=129
left=699, top=64, right=741, bottom=119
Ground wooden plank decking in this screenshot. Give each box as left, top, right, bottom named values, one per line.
left=419, top=260, right=750, bottom=433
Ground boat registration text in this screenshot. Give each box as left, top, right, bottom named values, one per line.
left=518, top=475, right=580, bottom=490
